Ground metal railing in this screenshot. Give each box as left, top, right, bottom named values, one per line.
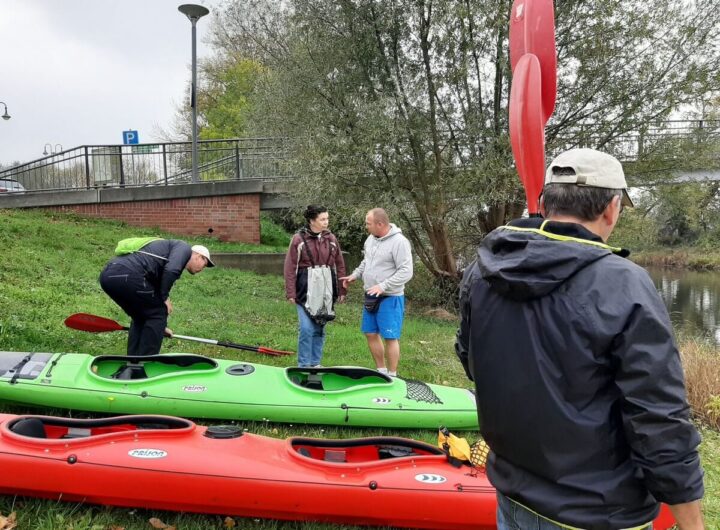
left=2, top=121, right=718, bottom=194
left=550, top=119, right=720, bottom=162
left=0, top=137, right=291, bottom=193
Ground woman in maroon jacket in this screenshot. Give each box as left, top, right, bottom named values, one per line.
left=284, top=205, right=347, bottom=367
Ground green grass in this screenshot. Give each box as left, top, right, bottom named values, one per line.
left=0, top=208, right=716, bottom=529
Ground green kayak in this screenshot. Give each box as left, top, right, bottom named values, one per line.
left=0, top=352, right=479, bottom=429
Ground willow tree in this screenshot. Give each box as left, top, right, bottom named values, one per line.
left=208, top=0, right=720, bottom=284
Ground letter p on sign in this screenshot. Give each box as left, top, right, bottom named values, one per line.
left=123, top=130, right=139, bottom=145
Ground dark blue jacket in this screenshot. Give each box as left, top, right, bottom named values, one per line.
left=456, top=218, right=703, bottom=530
left=111, top=239, right=192, bottom=301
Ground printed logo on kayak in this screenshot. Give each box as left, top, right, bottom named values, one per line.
left=128, top=449, right=168, bottom=459
left=182, top=385, right=207, bottom=393
left=415, top=473, right=447, bottom=484
left=372, top=397, right=391, bottom=404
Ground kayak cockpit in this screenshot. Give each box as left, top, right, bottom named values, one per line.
left=290, top=436, right=444, bottom=464
left=90, top=354, right=218, bottom=381
left=286, top=367, right=392, bottom=392
left=3, top=415, right=194, bottom=442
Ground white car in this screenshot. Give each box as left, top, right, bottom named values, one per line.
left=0, top=178, right=26, bottom=193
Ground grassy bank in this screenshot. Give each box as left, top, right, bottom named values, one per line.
left=631, top=248, right=720, bottom=270
left=0, top=208, right=718, bottom=529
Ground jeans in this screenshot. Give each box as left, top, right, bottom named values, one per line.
left=296, top=304, right=326, bottom=367
left=496, top=492, right=653, bottom=530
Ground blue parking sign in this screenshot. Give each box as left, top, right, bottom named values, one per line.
left=123, top=130, right=139, bottom=145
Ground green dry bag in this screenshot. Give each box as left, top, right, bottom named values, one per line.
left=114, top=237, right=163, bottom=256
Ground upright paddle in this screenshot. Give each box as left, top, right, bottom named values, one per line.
left=64, top=313, right=295, bottom=357
left=509, top=0, right=557, bottom=124
left=509, top=53, right=546, bottom=216
left=508, top=0, right=558, bottom=215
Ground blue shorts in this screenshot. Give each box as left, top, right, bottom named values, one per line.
left=361, top=295, right=405, bottom=339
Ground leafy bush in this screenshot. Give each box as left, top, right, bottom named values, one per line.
left=260, top=214, right=291, bottom=247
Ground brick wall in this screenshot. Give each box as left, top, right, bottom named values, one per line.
left=44, top=194, right=260, bottom=243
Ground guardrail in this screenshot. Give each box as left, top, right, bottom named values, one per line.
left=2, top=121, right=718, bottom=194
left=0, top=137, right=291, bottom=193
left=550, top=119, right=720, bottom=161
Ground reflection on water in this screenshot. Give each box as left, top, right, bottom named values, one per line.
left=647, top=267, right=720, bottom=345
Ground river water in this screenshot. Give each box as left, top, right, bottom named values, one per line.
left=647, top=267, right=720, bottom=345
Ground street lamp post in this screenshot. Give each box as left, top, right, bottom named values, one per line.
left=0, top=102, right=10, bottom=121
left=178, top=4, right=210, bottom=183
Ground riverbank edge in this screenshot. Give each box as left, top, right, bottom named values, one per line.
left=631, top=248, right=720, bottom=270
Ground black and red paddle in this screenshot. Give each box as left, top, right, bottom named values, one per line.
left=64, top=313, right=295, bottom=357
left=508, top=0, right=557, bottom=215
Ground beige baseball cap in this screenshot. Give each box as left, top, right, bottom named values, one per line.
left=191, top=245, right=215, bottom=267
left=545, top=148, right=633, bottom=207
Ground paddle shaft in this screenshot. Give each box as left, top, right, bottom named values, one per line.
left=171, top=334, right=277, bottom=354
left=64, top=313, right=293, bottom=356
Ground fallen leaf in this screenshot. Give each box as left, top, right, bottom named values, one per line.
left=223, top=516, right=236, bottom=528
left=148, top=518, right=169, bottom=529
left=0, top=512, right=17, bottom=530
left=108, top=526, right=125, bottom=530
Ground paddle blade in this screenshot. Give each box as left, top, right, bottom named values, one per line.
left=64, top=313, right=128, bottom=333
left=510, top=53, right=546, bottom=215
left=509, top=0, right=557, bottom=122
left=257, top=346, right=295, bottom=356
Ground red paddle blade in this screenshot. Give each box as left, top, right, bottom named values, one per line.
left=257, top=346, right=295, bottom=356
left=509, top=0, right=557, bottom=123
left=64, top=313, right=127, bottom=333
left=510, top=53, right=546, bottom=215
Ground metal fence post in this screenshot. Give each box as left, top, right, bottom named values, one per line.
left=162, top=144, right=168, bottom=185
left=235, top=139, right=241, bottom=180
left=118, top=146, right=125, bottom=187
left=84, top=146, right=91, bottom=189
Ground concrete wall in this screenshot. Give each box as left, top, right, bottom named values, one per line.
left=213, top=251, right=359, bottom=276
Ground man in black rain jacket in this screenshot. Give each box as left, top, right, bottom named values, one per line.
left=456, top=148, right=704, bottom=530
left=100, top=239, right=214, bottom=357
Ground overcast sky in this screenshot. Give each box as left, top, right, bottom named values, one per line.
left=0, top=0, right=225, bottom=166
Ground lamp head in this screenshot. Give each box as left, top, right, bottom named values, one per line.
left=1, top=112, right=9, bottom=121
left=178, top=4, right=209, bottom=21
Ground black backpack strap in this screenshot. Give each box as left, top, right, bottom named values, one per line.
left=298, top=231, right=317, bottom=267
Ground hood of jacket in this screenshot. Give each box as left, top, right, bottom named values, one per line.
left=375, top=223, right=403, bottom=241
left=478, top=218, right=628, bottom=301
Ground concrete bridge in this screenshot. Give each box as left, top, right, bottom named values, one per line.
left=0, top=138, right=292, bottom=243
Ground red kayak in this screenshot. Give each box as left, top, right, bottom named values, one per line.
left=0, top=413, right=676, bottom=529
left=0, top=413, right=495, bottom=529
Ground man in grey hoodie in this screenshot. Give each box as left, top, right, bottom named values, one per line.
left=341, top=208, right=413, bottom=376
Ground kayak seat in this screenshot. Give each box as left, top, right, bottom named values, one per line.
left=10, top=417, right=46, bottom=438
left=112, top=364, right=148, bottom=380
left=378, top=445, right=417, bottom=459
left=323, top=450, right=347, bottom=463
left=304, top=374, right=324, bottom=391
